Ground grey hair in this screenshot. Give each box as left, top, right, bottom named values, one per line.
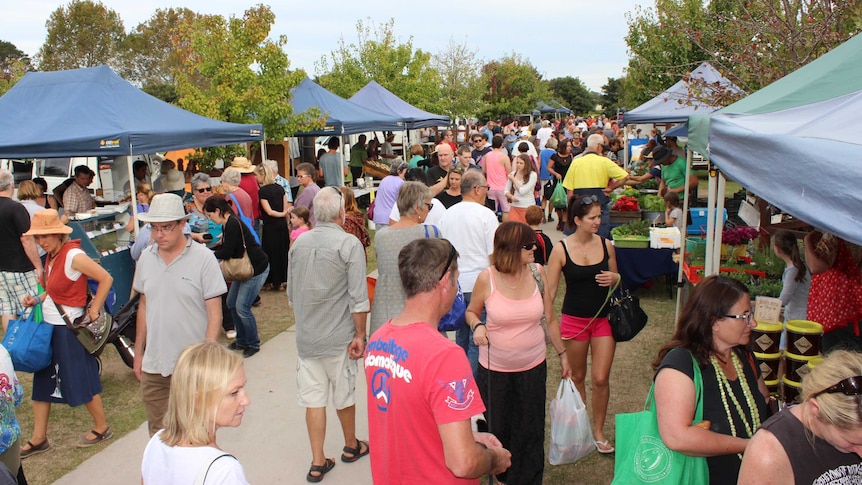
left=191, top=172, right=212, bottom=188
left=389, top=161, right=408, bottom=176
left=396, top=182, right=432, bottom=217
left=0, top=170, right=13, bottom=192
left=313, top=186, right=344, bottom=223
left=262, top=159, right=279, bottom=175
left=586, top=133, right=604, bottom=150
left=460, top=169, right=485, bottom=192
left=220, top=167, right=241, bottom=187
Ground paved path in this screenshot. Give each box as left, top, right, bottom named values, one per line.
left=52, top=329, right=373, bottom=485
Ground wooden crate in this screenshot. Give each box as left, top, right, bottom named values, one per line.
left=610, top=210, right=642, bottom=224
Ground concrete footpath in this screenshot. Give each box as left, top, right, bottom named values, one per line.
left=52, top=328, right=373, bottom=485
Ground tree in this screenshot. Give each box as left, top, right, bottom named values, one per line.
left=0, top=41, right=31, bottom=96
left=36, top=0, right=126, bottom=71
left=315, top=18, right=442, bottom=113
left=601, top=77, right=626, bottom=118
left=173, top=5, right=321, bottom=170
left=120, top=7, right=201, bottom=87
left=433, top=39, right=485, bottom=120
left=548, top=76, right=596, bottom=115
left=624, top=0, right=862, bottom=108
left=479, top=53, right=549, bottom=118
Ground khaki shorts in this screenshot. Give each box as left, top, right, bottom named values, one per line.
left=296, top=352, right=357, bottom=409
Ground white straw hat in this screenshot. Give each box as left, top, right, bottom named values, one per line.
left=136, top=193, right=190, bottom=223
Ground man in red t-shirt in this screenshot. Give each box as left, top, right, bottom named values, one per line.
left=365, top=238, right=511, bottom=484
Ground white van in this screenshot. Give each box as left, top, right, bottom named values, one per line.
left=31, top=155, right=158, bottom=201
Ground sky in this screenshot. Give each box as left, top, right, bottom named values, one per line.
left=2, top=0, right=645, bottom=92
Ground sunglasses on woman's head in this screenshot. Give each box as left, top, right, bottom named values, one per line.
left=810, top=375, right=862, bottom=399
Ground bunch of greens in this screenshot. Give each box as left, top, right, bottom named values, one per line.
left=611, top=220, right=651, bottom=238
left=641, top=195, right=666, bottom=212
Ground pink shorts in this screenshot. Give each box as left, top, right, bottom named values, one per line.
left=486, top=189, right=511, bottom=212
left=561, top=314, right=613, bottom=341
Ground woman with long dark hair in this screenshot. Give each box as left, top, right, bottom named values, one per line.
left=547, top=139, right=574, bottom=231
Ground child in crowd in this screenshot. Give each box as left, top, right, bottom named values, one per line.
left=663, top=192, right=685, bottom=234
left=773, top=230, right=811, bottom=349
left=289, top=207, right=312, bottom=242
left=525, top=205, right=552, bottom=266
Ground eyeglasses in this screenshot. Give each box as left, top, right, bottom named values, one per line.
left=810, top=376, right=862, bottom=399
left=424, top=202, right=433, bottom=211
left=475, top=185, right=490, bottom=191
left=472, top=139, right=483, bottom=143
left=522, top=242, right=537, bottom=251
left=150, top=222, right=178, bottom=234
left=196, top=187, right=212, bottom=193
left=297, top=174, right=310, bottom=179
left=439, top=241, right=456, bottom=281
left=723, top=312, right=755, bottom=325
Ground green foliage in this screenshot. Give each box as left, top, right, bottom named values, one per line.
left=479, top=53, right=549, bottom=118
left=611, top=220, right=651, bottom=238
left=315, top=18, right=442, bottom=113
left=601, top=77, right=625, bottom=117
left=0, top=41, right=31, bottom=96
left=187, top=145, right=247, bottom=174
left=749, top=243, right=785, bottom=279
left=120, top=7, right=201, bottom=87
left=142, top=83, right=178, bottom=104
left=433, top=39, right=485, bottom=120
left=173, top=5, right=322, bottom=149
left=36, top=0, right=126, bottom=71
left=548, top=76, right=596, bottom=115
left=641, top=194, right=666, bottom=212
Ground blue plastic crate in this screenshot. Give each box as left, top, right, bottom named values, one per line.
left=687, top=208, right=727, bottom=235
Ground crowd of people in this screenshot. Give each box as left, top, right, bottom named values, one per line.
left=0, top=112, right=861, bottom=484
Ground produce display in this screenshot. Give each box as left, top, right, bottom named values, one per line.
left=640, top=194, right=665, bottom=212
left=611, top=220, right=651, bottom=238
left=612, top=196, right=640, bottom=211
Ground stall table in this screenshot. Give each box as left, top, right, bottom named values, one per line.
left=614, top=247, right=679, bottom=298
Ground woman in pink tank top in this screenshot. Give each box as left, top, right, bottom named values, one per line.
left=465, top=222, right=571, bottom=484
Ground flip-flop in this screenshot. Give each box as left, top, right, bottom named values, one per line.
left=595, top=439, right=615, bottom=454
left=20, top=439, right=51, bottom=459
left=341, top=439, right=370, bottom=463
left=77, top=427, right=113, bottom=447
left=306, top=458, right=335, bottom=483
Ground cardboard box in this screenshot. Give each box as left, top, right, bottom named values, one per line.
left=650, top=227, right=681, bottom=249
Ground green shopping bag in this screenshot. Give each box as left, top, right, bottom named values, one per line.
left=550, top=182, right=568, bottom=210
left=611, top=351, right=709, bottom=484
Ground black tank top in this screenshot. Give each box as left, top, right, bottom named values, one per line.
left=761, top=409, right=862, bottom=484
left=561, top=237, right=610, bottom=317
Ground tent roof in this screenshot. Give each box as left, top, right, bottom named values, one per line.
left=687, top=33, right=862, bottom=245
left=0, top=65, right=263, bottom=158
left=348, top=81, right=448, bottom=129
left=623, top=61, right=742, bottom=125
left=536, top=101, right=572, bottom=115
left=291, top=78, right=403, bottom=136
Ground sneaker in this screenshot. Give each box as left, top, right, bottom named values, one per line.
left=226, top=330, right=237, bottom=339
left=242, top=347, right=260, bottom=358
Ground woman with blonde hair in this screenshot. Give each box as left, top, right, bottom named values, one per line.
left=142, top=341, right=251, bottom=484
left=254, top=164, right=290, bottom=291
left=739, top=349, right=862, bottom=483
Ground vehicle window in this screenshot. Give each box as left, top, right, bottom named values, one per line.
left=37, top=157, right=71, bottom=177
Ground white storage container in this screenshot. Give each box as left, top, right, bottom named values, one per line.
left=650, top=227, right=681, bottom=249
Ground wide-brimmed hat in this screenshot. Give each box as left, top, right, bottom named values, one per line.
left=650, top=145, right=674, bottom=164
left=162, top=169, right=186, bottom=191
left=24, top=209, right=73, bottom=236
left=136, top=193, right=190, bottom=223
left=230, top=156, right=255, bottom=173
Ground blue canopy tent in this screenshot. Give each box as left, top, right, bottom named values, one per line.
left=291, top=78, right=403, bottom=135
left=536, top=101, right=572, bottom=115
left=349, top=81, right=449, bottom=129
left=0, top=65, right=263, bottom=158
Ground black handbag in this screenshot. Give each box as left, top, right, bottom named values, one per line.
left=608, top=290, right=648, bottom=342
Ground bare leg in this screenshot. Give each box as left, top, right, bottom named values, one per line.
left=589, top=336, right=617, bottom=443
left=26, top=401, right=51, bottom=445
left=83, top=394, right=109, bottom=439
left=336, top=404, right=366, bottom=458
left=564, top=339, right=591, bottom=405
left=501, top=211, right=510, bottom=223
left=306, top=407, right=328, bottom=466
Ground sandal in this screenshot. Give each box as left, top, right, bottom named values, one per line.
left=595, top=439, right=615, bottom=454
left=341, top=439, right=369, bottom=463
left=306, top=458, right=335, bottom=483
left=77, top=427, right=113, bottom=447
left=20, top=439, right=50, bottom=459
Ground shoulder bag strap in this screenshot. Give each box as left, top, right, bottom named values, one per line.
left=528, top=263, right=544, bottom=297
left=232, top=216, right=247, bottom=251
left=571, top=275, right=620, bottom=339
left=227, top=193, right=246, bottom=219
left=646, top=350, right=704, bottom=417
left=194, top=453, right=236, bottom=485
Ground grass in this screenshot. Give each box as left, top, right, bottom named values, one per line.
left=13, top=221, right=680, bottom=485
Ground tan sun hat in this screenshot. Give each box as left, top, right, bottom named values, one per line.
left=24, top=209, right=73, bottom=236
left=230, top=156, right=255, bottom=173
left=136, top=193, right=190, bottom=223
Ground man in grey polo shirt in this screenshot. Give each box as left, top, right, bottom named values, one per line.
left=287, top=187, right=370, bottom=481
left=133, top=194, right=227, bottom=436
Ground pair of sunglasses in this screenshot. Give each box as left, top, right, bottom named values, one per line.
left=810, top=375, right=862, bottom=399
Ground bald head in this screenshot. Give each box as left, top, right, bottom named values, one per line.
left=436, top=144, right=454, bottom=170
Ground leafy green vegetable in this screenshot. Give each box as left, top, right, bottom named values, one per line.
left=611, top=220, right=651, bottom=238
left=641, top=195, right=666, bottom=212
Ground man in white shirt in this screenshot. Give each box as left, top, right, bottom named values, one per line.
left=536, top=120, right=554, bottom=150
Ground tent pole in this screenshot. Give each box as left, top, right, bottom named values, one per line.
left=674, top=149, right=694, bottom=327
left=714, top=172, right=727, bottom=270
left=705, top=168, right=717, bottom=276
left=260, top=133, right=268, bottom=164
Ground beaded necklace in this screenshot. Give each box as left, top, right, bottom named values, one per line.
left=710, top=351, right=761, bottom=460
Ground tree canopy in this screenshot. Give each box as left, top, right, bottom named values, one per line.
left=121, top=7, right=201, bottom=87
left=479, top=53, right=548, bottom=119
left=548, top=76, right=596, bottom=115
left=433, top=39, right=485, bottom=121
left=36, top=0, right=125, bottom=71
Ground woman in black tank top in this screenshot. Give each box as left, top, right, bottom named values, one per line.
left=546, top=194, right=620, bottom=453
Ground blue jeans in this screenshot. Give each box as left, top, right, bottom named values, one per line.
left=228, top=265, right=269, bottom=350
left=456, top=292, right=482, bottom=378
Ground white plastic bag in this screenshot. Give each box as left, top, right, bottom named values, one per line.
left=548, top=378, right=595, bottom=465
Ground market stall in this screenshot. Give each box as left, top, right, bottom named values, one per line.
left=0, top=65, right=265, bottom=306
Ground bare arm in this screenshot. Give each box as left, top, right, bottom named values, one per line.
left=737, top=428, right=793, bottom=484
left=466, top=270, right=491, bottom=346
left=438, top=420, right=511, bottom=478
left=71, top=253, right=113, bottom=321
left=204, top=297, right=222, bottom=341
left=538, top=264, right=571, bottom=378
left=804, top=231, right=833, bottom=275
left=596, top=238, right=620, bottom=287
left=134, top=294, right=148, bottom=382
left=21, top=236, right=43, bottom=282
left=348, top=311, right=368, bottom=360
left=654, top=367, right=749, bottom=456
left=260, top=198, right=288, bottom=218
left=545, top=242, right=565, bottom=305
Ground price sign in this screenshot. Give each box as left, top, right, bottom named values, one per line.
left=755, top=296, right=782, bottom=323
